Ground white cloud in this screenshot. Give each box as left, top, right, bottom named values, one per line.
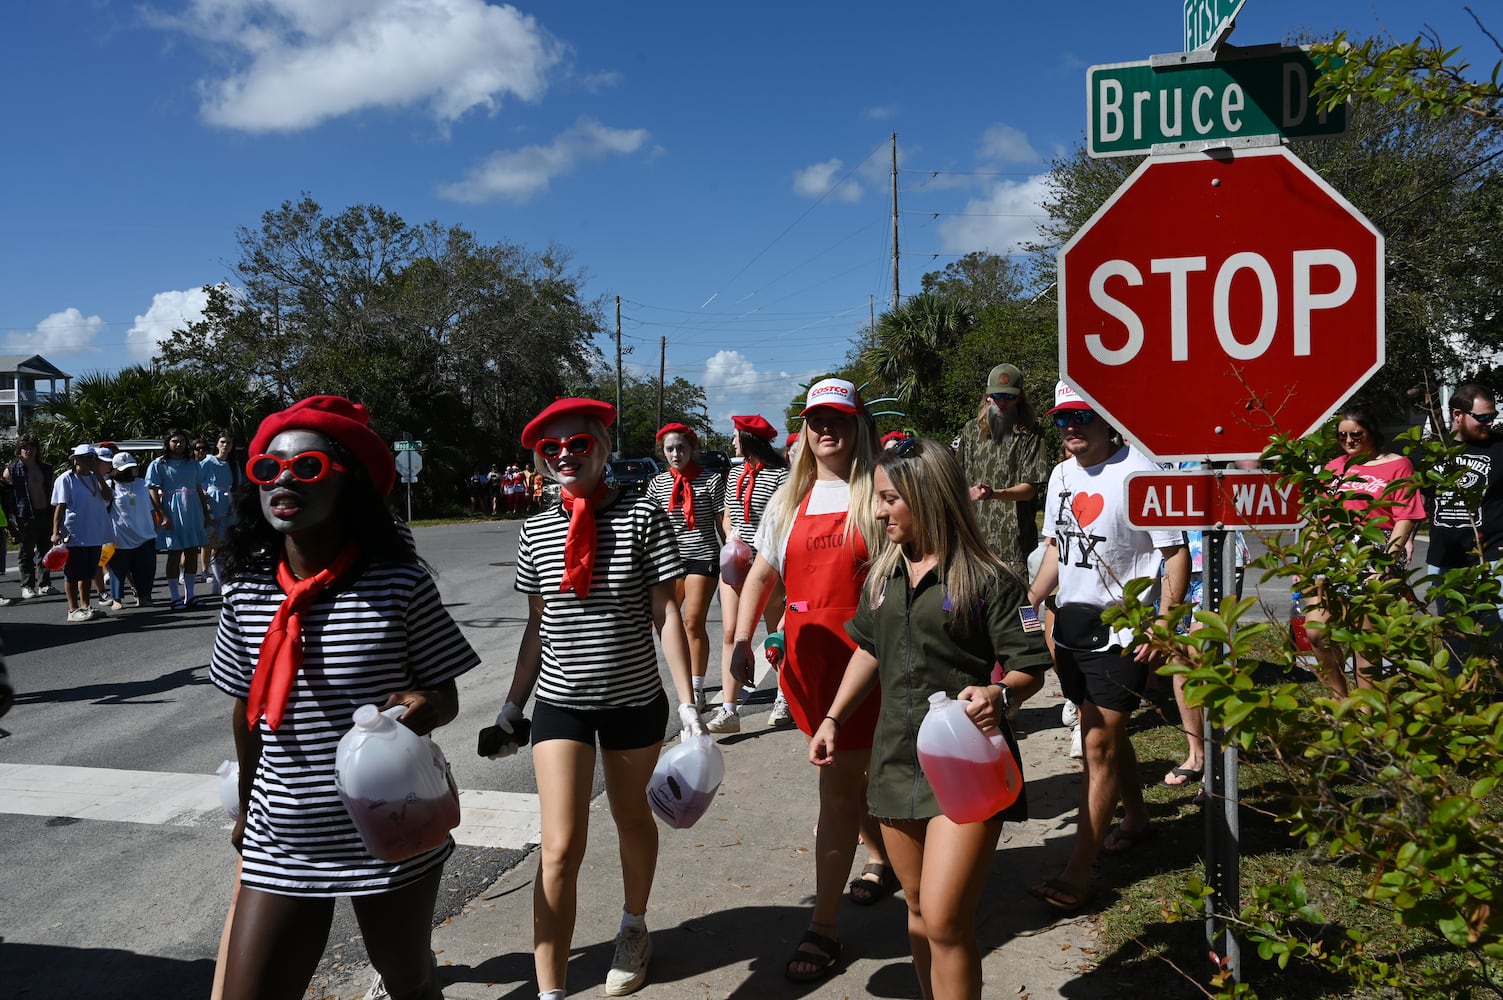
left=126, top=287, right=215, bottom=362
left=4, top=308, right=107, bottom=354
left=154, top=0, right=565, bottom=132
left=937, top=174, right=1052, bottom=256
left=580, top=70, right=621, bottom=93
left=701, top=350, right=808, bottom=437
left=977, top=123, right=1040, bottom=164
left=793, top=159, right=863, bottom=202
left=438, top=117, right=649, bottom=203
left=860, top=105, right=899, bottom=120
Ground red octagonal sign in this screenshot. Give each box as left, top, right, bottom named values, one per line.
left=1059, top=146, right=1384, bottom=461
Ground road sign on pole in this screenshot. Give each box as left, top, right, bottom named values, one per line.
left=394, top=440, right=424, bottom=452
left=1058, top=145, right=1384, bottom=461
left=1184, top=0, right=1246, bottom=51
left=1124, top=469, right=1304, bottom=530
left=1086, top=45, right=1346, bottom=158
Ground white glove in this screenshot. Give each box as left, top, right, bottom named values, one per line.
left=488, top=701, right=525, bottom=759
left=678, top=702, right=705, bottom=740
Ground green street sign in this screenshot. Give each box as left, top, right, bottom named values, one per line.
left=1184, top=0, right=1246, bottom=51
left=394, top=440, right=423, bottom=451
left=1087, top=46, right=1346, bottom=158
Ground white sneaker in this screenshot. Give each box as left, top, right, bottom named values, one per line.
left=20, top=587, right=36, bottom=600
left=1069, top=723, right=1083, bottom=759
left=704, top=705, right=741, bottom=734
left=694, top=688, right=707, bottom=713
left=87, top=607, right=108, bottom=620
left=605, top=925, right=652, bottom=996
left=1061, top=700, right=1079, bottom=728
left=67, top=608, right=90, bottom=623
left=769, top=692, right=794, bottom=729
left=38, top=585, right=57, bottom=596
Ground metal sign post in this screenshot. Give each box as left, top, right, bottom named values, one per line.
left=1200, top=524, right=1241, bottom=980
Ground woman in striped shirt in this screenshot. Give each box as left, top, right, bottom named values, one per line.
left=708, top=414, right=789, bottom=732
left=494, top=398, right=702, bottom=1000
left=210, top=396, right=478, bottom=1000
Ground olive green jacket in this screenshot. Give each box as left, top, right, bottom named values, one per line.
left=846, top=561, right=1053, bottom=821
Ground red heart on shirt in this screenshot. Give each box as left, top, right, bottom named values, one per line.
left=1071, top=492, right=1105, bottom=527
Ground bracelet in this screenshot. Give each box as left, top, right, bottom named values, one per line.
left=734, top=635, right=751, bottom=644
left=824, top=714, right=841, bottom=730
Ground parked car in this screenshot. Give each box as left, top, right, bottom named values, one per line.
left=605, top=458, right=659, bottom=495
left=698, top=449, right=732, bottom=476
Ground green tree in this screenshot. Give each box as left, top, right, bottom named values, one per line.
left=567, top=367, right=711, bottom=459
left=1311, top=26, right=1503, bottom=125
left=862, top=292, right=973, bottom=435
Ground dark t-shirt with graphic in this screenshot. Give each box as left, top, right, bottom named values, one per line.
left=1428, top=438, right=1503, bottom=568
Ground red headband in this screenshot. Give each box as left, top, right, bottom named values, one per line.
left=250, top=396, right=394, bottom=496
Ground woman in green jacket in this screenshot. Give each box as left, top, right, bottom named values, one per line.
left=810, top=438, right=1051, bottom=1000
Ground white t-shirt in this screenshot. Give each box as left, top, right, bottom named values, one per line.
left=752, top=478, right=850, bottom=575
left=111, top=478, right=156, bottom=548
left=52, top=470, right=114, bottom=546
left=1042, top=445, right=1180, bottom=609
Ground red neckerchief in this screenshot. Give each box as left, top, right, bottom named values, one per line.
left=668, top=462, right=702, bottom=530
left=246, top=544, right=361, bottom=731
left=734, top=461, right=763, bottom=524
left=560, top=481, right=609, bottom=598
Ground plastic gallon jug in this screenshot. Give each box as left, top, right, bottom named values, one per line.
left=335, top=705, right=461, bottom=862
left=719, top=536, right=753, bottom=590
left=915, top=691, right=1022, bottom=824
left=42, top=543, right=69, bottom=572
left=647, top=734, right=725, bottom=829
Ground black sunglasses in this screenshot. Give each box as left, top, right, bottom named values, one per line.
left=1053, top=410, right=1097, bottom=428
left=1463, top=410, right=1498, bottom=425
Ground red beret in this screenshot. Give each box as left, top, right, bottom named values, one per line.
left=785, top=432, right=800, bottom=449
left=521, top=397, right=616, bottom=449
left=250, top=396, right=395, bottom=496
left=731, top=414, right=777, bottom=441
left=655, top=422, right=697, bottom=444
left=881, top=430, right=908, bottom=447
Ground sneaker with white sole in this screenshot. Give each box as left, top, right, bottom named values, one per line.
left=605, top=925, right=652, bottom=996
left=87, top=607, right=108, bottom=620
left=694, top=688, right=708, bottom=713
left=704, top=705, right=741, bottom=734
left=1061, top=700, right=1079, bottom=728
left=769, top=692, right=794, bottom=729
left=20, top=587, right=36, bottom=600
left=38, top=585, right=58, bottom=596
left=1069, top=723, right=1083, bottom=759
left=67, top=608, right=90, bottom=623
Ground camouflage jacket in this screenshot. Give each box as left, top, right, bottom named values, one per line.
left=954, top=418, right=1049, bottom=568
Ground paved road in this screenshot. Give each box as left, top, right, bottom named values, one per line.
left=0, top=520, right=572, bottom=999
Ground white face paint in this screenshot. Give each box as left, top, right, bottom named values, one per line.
left=256, top=429, right=346, bottom=538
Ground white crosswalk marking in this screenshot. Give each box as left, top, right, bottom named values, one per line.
left=0, top=763, right=541, bottom=849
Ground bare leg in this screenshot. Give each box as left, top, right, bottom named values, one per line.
left=531, top=737, right=596, bottom=993
left=793, top=744, right=874, bottom=977
left=210, top=860, right=241, bottom=1000
left=351, top=866, right=444, bottom=1000
left=602, top=743, right=664, bottom=915
left=220, top=886, right=335, bottom=1000
left=680, top=573, right=717, bottom=689
left=1053, top=699, right=1146, bottom=893
left=1168, top=671, right=1204, bottom=781
left=1304, top=603, right=1350, bottom=698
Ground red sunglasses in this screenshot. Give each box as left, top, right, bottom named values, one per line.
left=536, top=433, right=595, bottom=459
left=246, top=451, right=346, bottom=485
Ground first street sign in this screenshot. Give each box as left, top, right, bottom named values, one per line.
left=1185, top=0, right=1246, bottom=52
left=1087, top=45, right=1346, bottom=158
left=1125, top=470, right=1304, bottom=530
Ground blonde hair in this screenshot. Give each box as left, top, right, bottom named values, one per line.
left=768, top=407, right=881, bottom=557
left=864, top=438, right=1014, bottom=631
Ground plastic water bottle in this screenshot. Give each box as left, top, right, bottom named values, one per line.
left=334, top=705, right=461, bottom=862
left=763, top=631, right=785, bottom=670
left=915, top=691, right=1023, bottom=824
left=647, top=734, right=726, bottom=829
left=1290, top=591, right=1312, bottom=652
left=216, top=759, right=241, bottom=820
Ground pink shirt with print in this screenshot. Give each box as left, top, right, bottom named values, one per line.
left=1323, top=455, right=1426, bottom=532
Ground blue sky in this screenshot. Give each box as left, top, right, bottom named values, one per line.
left=1, top=1, right=1488, bottom=434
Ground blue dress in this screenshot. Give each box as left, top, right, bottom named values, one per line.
left=146, top=456, right=209, bottom=551
left=200, top=456, right=237, bottom=538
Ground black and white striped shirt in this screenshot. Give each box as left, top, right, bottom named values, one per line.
left=645, top=467, right=725, bottom=562
left=210, top=561, right=479, bottom=897
left=516, top=494, right=684, bottom=708
left=726, top=464, right=788, bottom=551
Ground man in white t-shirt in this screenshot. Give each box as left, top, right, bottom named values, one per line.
left=1024, top=382, right=1188, bottom=912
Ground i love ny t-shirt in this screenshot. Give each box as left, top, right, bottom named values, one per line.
left=1042, top=445, right=1181, bottom=608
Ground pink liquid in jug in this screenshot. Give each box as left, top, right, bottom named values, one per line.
left=344, top=786, right=461, bottom=862
left=922, top=750, right=1022, bottom=825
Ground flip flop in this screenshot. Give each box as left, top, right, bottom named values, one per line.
left=187, top=596, right=209, bottom=609
left=170, top=599, right=187, bottom=611
left=1163, top=766, right=1203, bottom=787
left=785, top=929, right=841, bottom=982
left=848, top=862, right=900, bottom=906
left=1027, top=877, right=1092, bottom=913
left=1102, top=823, right=1159, bottom=856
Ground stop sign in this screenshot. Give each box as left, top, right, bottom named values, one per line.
left=1058, top=146, right=1383, bottom=461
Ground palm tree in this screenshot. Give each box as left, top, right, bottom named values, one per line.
left=866, top=293, right=973, bottom=433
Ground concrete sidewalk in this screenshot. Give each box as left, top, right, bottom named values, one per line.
left=317, top=671, right=1112, bottom=1000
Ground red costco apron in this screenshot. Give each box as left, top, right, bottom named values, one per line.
left=780, top=488, right=880, bottom=748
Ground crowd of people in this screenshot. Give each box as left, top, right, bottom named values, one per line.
left=8, top=367, right=1499, bottom=1000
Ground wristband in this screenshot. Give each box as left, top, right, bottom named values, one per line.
left=824, top=714, right=841, bottom=730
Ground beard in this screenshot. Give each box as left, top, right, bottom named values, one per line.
left=986, top=404, right=1018, bottom=440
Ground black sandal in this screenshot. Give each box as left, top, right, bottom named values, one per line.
left=848, top=862, right=900, bottom=905
left=785, top=928, right=841, bottom=982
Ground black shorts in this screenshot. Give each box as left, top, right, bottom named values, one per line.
left=532, top=691, right=669, bottom=751
left=682, top=558, right=719, bottom=578
left=1053, top=646, right=1147, bottom=715
left=64, top=545, right=102, bottom=583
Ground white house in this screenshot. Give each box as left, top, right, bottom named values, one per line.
left=0, top=354, right=71, bottom=430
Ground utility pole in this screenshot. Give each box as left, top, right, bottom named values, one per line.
left=890, top=132, right=900, bottom=312
left=615, top=296, right=624, bottom=457
left=657, top=336, right=666, bottom=432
